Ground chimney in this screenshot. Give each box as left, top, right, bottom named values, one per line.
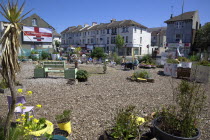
left=92, top=22, right=97, bottom=26
left=170, top=14, right=173, bottom=19
left=84, top=24, right=89, bottom=27
left=110, top=19, right=116, bottom=23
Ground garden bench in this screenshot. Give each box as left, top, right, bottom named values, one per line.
left=43, top=61, right=66, bottom=76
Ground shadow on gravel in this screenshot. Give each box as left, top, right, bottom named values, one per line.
left=157, top=71, right=165, bottom=76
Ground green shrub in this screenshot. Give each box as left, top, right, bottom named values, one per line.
left=76, top=70, right=89, bottom=79
left=156, top=80, right=206, bottom=138
left=166, top=59, right=179, bottom=64
left=112, top=52, right=122, bottom=65
left=41, top=51, right=49, bottom=60
left=133, top=70, right=150, bottom=79
left=110, top=106, right=140, bottom=139
left=197, top=60, right=210, bottom=66
left=0, top=79, right=8, bottom=89
left=91, top=47, right=105, bottom=59
left=31, top=50, right=38, bottom=54
left=189, top=55, right=200, bottom=62
left=55, top=110, right=71, bottom=123
left=140, top=54, right=152, bottom=63
left=178, top=57, right=190, bottom=62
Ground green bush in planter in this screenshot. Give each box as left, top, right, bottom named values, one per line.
left=155, top=80, right=206, bottom=138
left=132, top=70, right=150, bottom=79
left=108, top=106, right=141, bottom=139
left=178, top=57, right=190, bottom=62
left=197, top=60, right=210, bottom=66
left=76, top=70, right=89, bottom=80
left=166, top=59, right=179, bottom=64
left=41, top=51, right=49, bottom=60
left=31, top=50, right=39, bottom=54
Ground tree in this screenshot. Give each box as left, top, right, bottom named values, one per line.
left=54, top=40, right=60, bottom=52
left=0, top=1, right=32, bottom=139
left=91, top=47, right=105, bottom=59
left=194, top=23, right=210, bottom=52
left=115, top=35, right=125, bottom=55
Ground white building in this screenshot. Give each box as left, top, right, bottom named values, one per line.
left=61, top=19, right=152, bottom=56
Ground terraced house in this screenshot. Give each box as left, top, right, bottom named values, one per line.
left=61, top=19, right=152, bottom=56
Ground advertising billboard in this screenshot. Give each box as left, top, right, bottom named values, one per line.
left=23, top=26, right=52, bottom=42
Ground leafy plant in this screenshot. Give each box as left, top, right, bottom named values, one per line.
left=112, top=52, right=122, bottom=65
left=109, top=106, right=141, bottom=140
left=132, top=70, right=150, bottom=79
left=31, top=50, right=39, bottom=54
left=55, top=110, right=71, bottom=124
left=178, top=57, right=190, bottom=62
left=103, top=61, right=107, bottom=74
left=189, top=55, right=200, bottom=62
left=140, top=54, right=153, bottom=64
left=0, top=79, right=9, bottom=89
left=156, top=80, right=206, bottom=138
left=41, top=51, right=49, bottom=60
left=197, top=60, right=210, bottom=66
left=91, top=47, right=105, bottom=59
left=76, top=70, right=89, bottom=80
left=166, top=59, right=179, bottom=64
left=0, top=1, right=32, bottom=138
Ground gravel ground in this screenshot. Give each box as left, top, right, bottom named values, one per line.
left=0, top=62, right=209, bottom=140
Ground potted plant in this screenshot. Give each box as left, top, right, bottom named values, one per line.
left=152, top=80, right=206, bottom=140
left=190, top=60, right=210, bottom=83
left=0, top=79, right=9, bottom=93
left=34, top=64, right=45, bottom=78
left=55, top=110, right=72, bottom=134
left=76, top=70, right=89, bottom=82
left=15, top=112, right=53, bottom=139
left=178, top=57, right=192, bottom=68
left=104, top=106, right=145, bottom=140
left=31, top=50, right=39, bottom=60
left=51, top=52, right=60, bottom=60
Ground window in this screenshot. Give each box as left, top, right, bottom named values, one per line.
left=91, top=38, right=94, bottom=44
left=175, top=34, right=182, bottom=42
left=88, top=39, right=90, bottom=44
left=96, top=38, right=98, bottom=44
left=134, top=27, right=137, bottom=33
left=83, top=39, right=85, bottom=44
left=126, top=27, right=128, bottom=32
left=140, top=29, right=142, bottom=34
left=32, top=18, right=37, bottom=26
left=111, top=36, right=116, bottom=44
left=175, top=21, right=184, bottom=29
left=112, top=28, right=117, bottom=35
left=126, top=36, right=128, bottom=43
left=107, top=37, right=109, bottom=44
left=107, top=29, right=110, bottom=34
left=140, top=37, right=142, bottom=44
left=122, top=27, right=125, bottom=32
left=97, top=30, right=99, bottom=34
left=103, top=30, right=105, bottom=34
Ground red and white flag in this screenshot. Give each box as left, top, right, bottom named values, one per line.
left=23, top=26, right=52, bottom=42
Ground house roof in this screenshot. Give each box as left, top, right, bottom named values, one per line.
left=148, top=27, right=167, bottom=36
left=21, top=13, right=55, bottom=30
left=61, top=19, right=147, bottom=34
left=52, top=30, right=61, bottom=37
left=165, top=11, right=197, bottom=23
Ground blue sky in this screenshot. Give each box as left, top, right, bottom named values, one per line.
left=0, top=0, right=210, bottom=33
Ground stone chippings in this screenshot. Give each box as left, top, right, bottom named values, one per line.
left=0, top=63, right=209, bottom=140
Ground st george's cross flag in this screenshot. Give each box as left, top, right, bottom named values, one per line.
left=23, top=26, right=52, bottom=42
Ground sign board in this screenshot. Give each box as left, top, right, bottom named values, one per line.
left=23, top=26, right=52, bottom=42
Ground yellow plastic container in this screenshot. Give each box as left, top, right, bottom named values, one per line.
left=29, top=120, right=54, bottom=136
left=58, top=121, right=71, bottom=134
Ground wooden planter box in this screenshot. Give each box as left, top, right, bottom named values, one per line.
left=64, top=68, right=77, bottom=79
left=177, top=68, right=191, bottom=79
left=190, top=65, right=210, bottom=83
left=34, top=68, right=45, bottom=78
